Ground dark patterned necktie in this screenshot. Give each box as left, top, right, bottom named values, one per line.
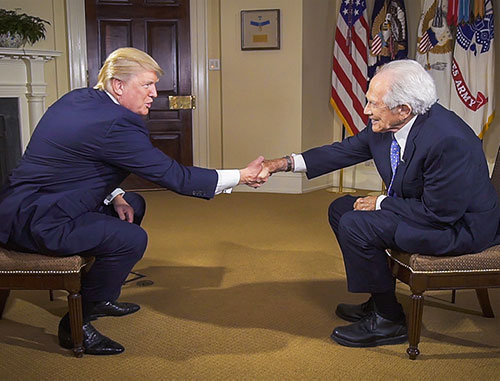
left=387, top=136, right=400, bottom=197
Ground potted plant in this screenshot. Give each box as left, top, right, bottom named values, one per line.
left=0, top=8, right=50, bottom=48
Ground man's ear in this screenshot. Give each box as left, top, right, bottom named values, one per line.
left=111, top=78, right=124, bottom=96
left=399, top=104, right=412, bottom=118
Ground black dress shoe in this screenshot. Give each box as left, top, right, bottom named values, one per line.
left=58, top=321, right=124, bottom=355
left=330, top=311, right=407, bottom=347
left=335, top=298, right=374, bottom=322
left=89, top=301, right=140, bottom=320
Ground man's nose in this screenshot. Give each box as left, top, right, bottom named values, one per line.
left=363, top=103, right=371, bottom=115
left=150, top=84, right=158, bottom=98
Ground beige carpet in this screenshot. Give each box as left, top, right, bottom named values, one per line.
left=0, top=190, right=499, bottom=380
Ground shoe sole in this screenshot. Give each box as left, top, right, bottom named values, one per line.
left=59, top=335, right=124, bottom=355
left=330, top=332, right=408, bottom=348
left=59, top=328, right=125, bottom=355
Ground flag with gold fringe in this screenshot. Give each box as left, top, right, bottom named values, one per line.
left=368, top=0, right=408, bottom=79
left=416, top=0, right=454, bottom=108
left=449, top=0, right=495, bottom=138
left=330, top=0, right=369, bottom=135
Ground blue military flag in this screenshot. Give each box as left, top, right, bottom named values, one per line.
left=368, top=0, right=408, bottom=79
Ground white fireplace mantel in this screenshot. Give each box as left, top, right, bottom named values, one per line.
left=0, top=47, right=61, bottom=151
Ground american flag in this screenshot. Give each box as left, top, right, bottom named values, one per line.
left=371, top=32, right=383, bottom=56
left=331, top=0, right=369, bottom=136
left=418, top=27, right=439, bottom=54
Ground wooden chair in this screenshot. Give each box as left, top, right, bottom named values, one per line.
left=0, top=247, right=93, bottom=357
left=387, top=147, right=500, bottom=360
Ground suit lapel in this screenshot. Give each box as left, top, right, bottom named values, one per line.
left=393, top=110, right=430, bottom=196
left=402, top=112, right=428, bottom=163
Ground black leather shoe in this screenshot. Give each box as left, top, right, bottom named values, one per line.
left=330, top=311, right=407, bottom=347
left=335, top=298, right=374, bottom=322
left=89, top=301, right=140, bottom=320
left=58, top=321, right=124, bottom=355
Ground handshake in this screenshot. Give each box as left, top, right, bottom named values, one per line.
left=238, top=155, right=293, bottom=188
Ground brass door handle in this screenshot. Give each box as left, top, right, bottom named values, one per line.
left=168, top=95, right=196, bottom=110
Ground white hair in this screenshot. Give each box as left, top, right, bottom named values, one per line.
left=377, top=60, right=438, bottom=115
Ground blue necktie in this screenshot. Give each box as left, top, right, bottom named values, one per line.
left=387, top=136, right=400, bottom=197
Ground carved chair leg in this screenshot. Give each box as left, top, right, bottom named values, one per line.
left=475, top=288, right=494, bottom=318
left=407, top=293, right=424, bottom=360
left=67, top=292, right=84, bottom=358
left=0, top=290, right=10, bottom=319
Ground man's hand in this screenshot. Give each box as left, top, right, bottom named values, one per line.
left=353, top=196, right=377, bottom=211
left=263, top=157, right=288, bottom=174
left=113, top=194, right=134, bottom=223
left=256, top=157, right=290, bottom=182
left=239, top=156, right=268, bottom=187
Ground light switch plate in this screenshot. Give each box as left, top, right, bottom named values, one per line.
left=208, top=59, right=220, bottom=71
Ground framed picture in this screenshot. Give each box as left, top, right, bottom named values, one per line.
left=241, top=9, right=280, bottom=51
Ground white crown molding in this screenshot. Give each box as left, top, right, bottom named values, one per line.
left=0, top=48, right=61, bottom=59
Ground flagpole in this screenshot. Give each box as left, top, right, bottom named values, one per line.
left=326, top=125, right=356, bottom=194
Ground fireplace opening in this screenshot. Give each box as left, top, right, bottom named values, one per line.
left=0, top=98, right=22, bottom=186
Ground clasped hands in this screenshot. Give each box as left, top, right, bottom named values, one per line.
left=239, top=156, right=289, bottom=188
left=240, top=157, right=378, bottom=212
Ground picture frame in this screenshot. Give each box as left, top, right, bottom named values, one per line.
left=241, top=9, right=280, bottom=51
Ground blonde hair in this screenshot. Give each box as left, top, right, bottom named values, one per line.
left=94, top=47, right=164, bottom=92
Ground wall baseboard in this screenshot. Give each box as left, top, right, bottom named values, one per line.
left=233, top=172, right=333, bottom=194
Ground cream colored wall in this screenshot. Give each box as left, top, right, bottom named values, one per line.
left=207, top=0, right=223, bottom=169
left=215, top=0, right=499, bottom=190
left=220, top=0, right=303, bottom=169
left=3, top=0, right=499, bottom=184
left=301, top=0, right=336, bottom=151
left=0, top=0, right=70, bottom=107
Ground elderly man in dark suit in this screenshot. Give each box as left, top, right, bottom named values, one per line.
left=260, top=59, right=500, bottom=348
left=0, top=48, right=265, bottom=355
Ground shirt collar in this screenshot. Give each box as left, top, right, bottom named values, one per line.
left=105, top=90, right=120, bottom=105
left=394, top=114, right=418, bottom=156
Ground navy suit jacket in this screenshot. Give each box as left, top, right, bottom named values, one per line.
left=302, top=103, right=500, bottom=255
left=0, top=88, right=217, bottom=246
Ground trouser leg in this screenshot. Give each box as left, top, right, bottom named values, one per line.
left=77, top=192, right=147, bottom=302
left=30, top=198, right=149, bottom=303
left=328, top=195, right=358, bottom=238
left=328, top=196, right=404, bottom=319
left=78, top=215, right=148, bottom=302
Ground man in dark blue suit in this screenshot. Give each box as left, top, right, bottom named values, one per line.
left=0, top=48, right=266, bottom=355
left=260, top=60, right=500, bottom=348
